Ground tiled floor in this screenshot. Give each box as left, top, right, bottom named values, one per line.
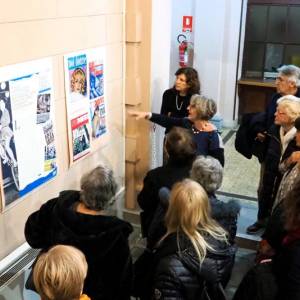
left=220, top=129, right=260, bottom=199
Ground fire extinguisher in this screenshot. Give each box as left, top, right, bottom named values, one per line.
left=177, top=34, right=193, bottom=67
left=178, top=34, right=189, bottom=67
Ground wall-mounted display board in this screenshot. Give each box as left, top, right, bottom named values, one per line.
left=0, top=58, right=57, bottom=210
left=64, top=47, right=108, bottom=164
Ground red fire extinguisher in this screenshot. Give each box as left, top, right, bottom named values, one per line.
left=178, top=34, right=188, bottom=67
left=178, top=34, right=194, bottom=67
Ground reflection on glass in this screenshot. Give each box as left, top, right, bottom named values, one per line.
left=247, top=5, right=268, bottom=42
left=264, top=44, right=283, bottom=72
left=267, top=6, right=287, bottom=42
left=287, top=7, right=300, bottom=44
left=244, top=42, right=264, bottom=78
left=284, top=45, right=300, bottom=67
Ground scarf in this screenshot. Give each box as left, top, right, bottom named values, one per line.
left=280, top=126, right=296, bottom=157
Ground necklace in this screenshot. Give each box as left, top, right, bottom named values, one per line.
left=175, top=95, right=184, bottom=111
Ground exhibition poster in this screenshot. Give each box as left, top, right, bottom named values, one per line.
left=0, top=58, right=57, bottom=208
left=64, top=47, right=107, bottom=164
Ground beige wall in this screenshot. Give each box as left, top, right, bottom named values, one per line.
left=0, top=0, right=125, bottom=259
left=125, top=0, right=152, bottom=210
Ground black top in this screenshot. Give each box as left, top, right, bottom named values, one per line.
left=137, top=159, right=193, bottom=239
left=160, top=88, right=191, bottom=133
left=25, top=190, right=133, bottom=300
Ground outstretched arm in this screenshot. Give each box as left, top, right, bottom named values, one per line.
left=128, top=110, right=152, bottom=120
left=128, top=110, right=188, bottom=130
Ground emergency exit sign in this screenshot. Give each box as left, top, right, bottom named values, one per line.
left=182, top=16, right=193, bottom=32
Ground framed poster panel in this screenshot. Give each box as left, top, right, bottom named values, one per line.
left=64, top=47, right=108, bottom=164
left=0, top=58, right=57, bottom=210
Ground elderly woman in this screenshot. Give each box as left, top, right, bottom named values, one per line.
left=247, top=95, right=300, bottom=234
left=25, top=165, right=133, bottom=300
left=129, top=94, right=224, bottom=166
left=257, top=117, right=300, bottom=259
left=190, top=155, right=240, bottom=243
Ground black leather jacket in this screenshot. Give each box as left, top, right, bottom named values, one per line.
left=153, top=233, right=236, bottom=300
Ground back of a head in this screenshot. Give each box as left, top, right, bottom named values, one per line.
left=165, top=179, right=211, bottom=234
left=278, top=65, right=300, bottom=87
left=33, top=245, right=88, bottom=300
left=165, top=179, right=227, bottom=263
left=80, top=165, right=118, bottom=211
left=190, top=156, right=223, bottom=194
left=189, top=94, right=217, bottom=120
left=165, top=127, right=197, bottom=162
left=175, top=67, right=200, bottom=94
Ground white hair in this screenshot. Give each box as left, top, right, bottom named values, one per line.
left=277, top=95, right=300, bottom=104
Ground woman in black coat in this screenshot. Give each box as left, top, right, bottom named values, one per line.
left=152, top=179, right=236, bottom=300
left=138, top=127, right=196, bottom=246
left=25, top=165, right=133, bottom=300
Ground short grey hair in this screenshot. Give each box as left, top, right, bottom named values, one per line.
left=278, top=65, right=300, bottom=87
left=80, top=165, right=118, bottom=211
left=190, top=156, right=223, bottom=194
left=189, top=94, right=217, bottom=120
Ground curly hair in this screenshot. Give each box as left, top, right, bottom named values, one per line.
left=175, top=67, right=201, bottom=95
left=71, top=68, right=86, bottom=94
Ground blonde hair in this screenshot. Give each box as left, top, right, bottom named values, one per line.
left=33, top=245, right=88, bottom=300
left=277, top=98, right=300, bottom=123
left=71, top=68, right=86, bottom=93
left=165, top=179, right=227, bottom=264
left=189, top=94, right=217, bottom=120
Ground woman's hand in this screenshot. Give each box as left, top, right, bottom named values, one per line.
left=128, top=110, right=151, bottom=120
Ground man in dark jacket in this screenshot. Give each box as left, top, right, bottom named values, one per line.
left=25, top=165, right=133, bottom=300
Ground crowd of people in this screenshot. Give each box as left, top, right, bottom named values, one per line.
left=24, top=66, right=300, bottom=300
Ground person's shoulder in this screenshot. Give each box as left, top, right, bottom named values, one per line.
left=163, top=88, right=176, bottom=97
left=110, top=216, right=133, bottom=235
